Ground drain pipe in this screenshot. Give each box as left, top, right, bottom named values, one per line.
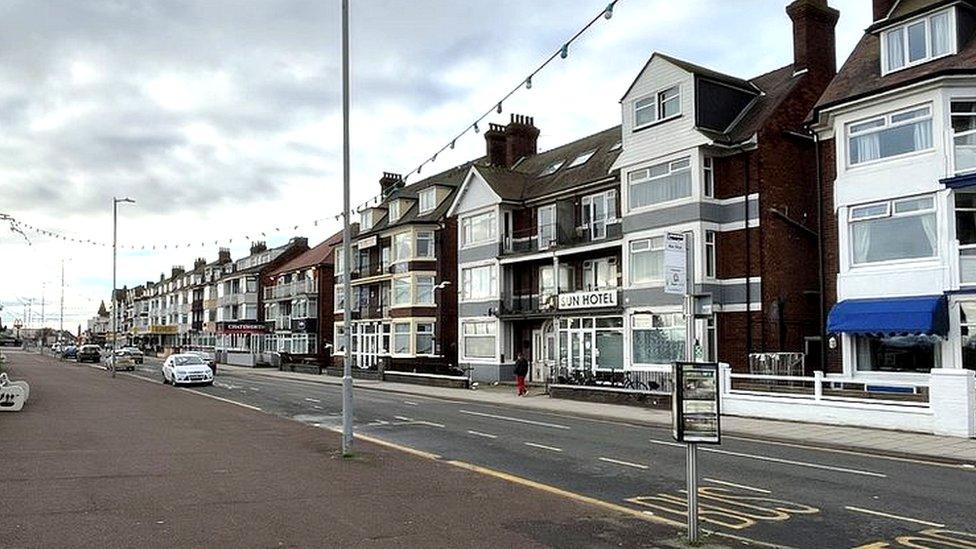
left=813, top=131, right=827, bottom=373
left=744, top=155, right=753, bottom=355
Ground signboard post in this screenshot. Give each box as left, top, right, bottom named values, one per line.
left=664, top=233, right=686, bottom=296
left=672, top=362, right=721, bottom=544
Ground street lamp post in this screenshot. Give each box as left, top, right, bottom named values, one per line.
left=112, top=197, right=135, bottom=378
left=340, top=0, right=354, bottom=456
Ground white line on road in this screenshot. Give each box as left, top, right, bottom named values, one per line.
left=412, top=420, right=445, bottom=428
left=312, top=405, right=323, bottom=410
left=459, top=409, right=571, bottom=430
left=467, top=430, right=498, bottom=439
left=524, top=442, right=563, bottom=453
left=394, top=415, right=413, bottom=421
left=598, top=457, right=648, bottom=470
left=183, top=389, right=262, bottom=412
left=844, top=506, right=945, bottom=527
left=704, top=478, right=771, bottom=494
left=648, top=439, right=887, bottom=478
left=403, top=400, right=419, bottom=406
left=304, top=398, right=321, bottom=403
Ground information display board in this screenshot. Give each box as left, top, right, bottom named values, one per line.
left=672, top=362, right=721, bottom=444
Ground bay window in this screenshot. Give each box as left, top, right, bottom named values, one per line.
left=849, top=196, right=936, bottom=265
left=961, top=303, right=976, bottom=371
left=461, top=211, right=496, bottom=246
left=462, top=321, right=496, bottom=359
left=847, top=105, right=932, bottom=165
left=393, top=276, right=411, bottom=306
left=882, top=8, right=953, bottom=73
left=634, top=85, right=680, bottom=128
left=629, top=236, right=664, bottom=284
left=855, top=334, right=937, bottom=373
left=393, top=232, right=412, bottom=262
left=952, top=101, right=976, bottom=174
left=416, top=231, right=434, bottom=258
left=582, top=189, right=617, bottom=240
left=415, top=322, right=434, bottom=355
left=415, top=275, right=435, bottom=305
left=461, top=264, right=496, bottom=301
left=628, top=157, right=691, bottom=209
left=632, top=313, right=685, bottom=366
left=956, top=193, right=976, bottom=284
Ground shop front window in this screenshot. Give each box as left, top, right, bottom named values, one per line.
left=632, top=313, right=685, bottom=366
left=595, top=331, right=624, bottom=370
left=855, top=334, right=938, bottom=373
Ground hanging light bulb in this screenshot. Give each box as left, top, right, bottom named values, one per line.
left=525, top=76, right=533, bottom=89
left=450, top=139, right=456, bottom=150
left=496, top=102, right=502, bottom=114
left=432, top=153, right=437, bottom=162
left=560, top=44, right=569, bottom=59
left=417, top=164, right=422, bottom=174
left=604, top=2, right=613, bottom=19
left=473, top=121, right=480, bottom=133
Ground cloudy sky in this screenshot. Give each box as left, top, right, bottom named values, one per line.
left=0, top=0, right=869, bottom=330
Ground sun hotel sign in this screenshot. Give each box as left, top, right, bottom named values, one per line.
left=557, top=289, right=618, bottom=310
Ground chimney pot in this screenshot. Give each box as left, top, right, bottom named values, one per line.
left=484, top=113, right=540, bottom=168
left=786, top=0, right=839, bottom=77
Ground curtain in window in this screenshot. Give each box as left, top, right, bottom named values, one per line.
left=886, top=29, right=905, bottom=70
left=630, top=249, right=662, bottom=283
left=914, top=119, right=933, bottom=150
left=852, top=213, right=936, bottom=264
left=629, top=171, right=691, bottom=208
left=851, top=133, right=881, bottom=163
left=930, top=12, right=951, bottom=56
left=632, top=327, right=684, bottom=365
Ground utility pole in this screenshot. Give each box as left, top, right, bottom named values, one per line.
left=340, top=0, right=354, bottom=456
left=112, top=197, right=135, bottom=378
left=60, top=260, right=65, bottom=342
left=41, top=282, right=46, bottom=344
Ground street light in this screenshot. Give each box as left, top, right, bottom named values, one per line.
left=112, top=197, right=135, bottom=378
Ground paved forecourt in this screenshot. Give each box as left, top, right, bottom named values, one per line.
left=0, top=351, right=698, bottom=549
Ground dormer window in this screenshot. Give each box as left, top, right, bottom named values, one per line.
left=882, top=8, right=954, bottom=74
left=419, top=188, right=436, bottom=214
left=360, top=210, right=373, bottom=231
left=539, top=160, right=564, bottom=177
left=634, top=85, right=681, bottom=129
left=389, top=200, right=401, bottom=223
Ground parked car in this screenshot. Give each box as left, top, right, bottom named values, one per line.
left=61, top=345, right=78, bottom=359
left=184, top=351, right=216, bottom=374
left=108, top=352, right=136, bottom=372
left=162, top=354, right=214, bottom=387
left=116, top=347, right=144, bottom=364
left=76, top=345, right=101, bottom=363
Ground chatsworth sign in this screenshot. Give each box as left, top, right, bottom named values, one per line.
left=557, top=290, right=617, bottom=310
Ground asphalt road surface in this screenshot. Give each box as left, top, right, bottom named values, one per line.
left=101, top=357, right=976, bottom=548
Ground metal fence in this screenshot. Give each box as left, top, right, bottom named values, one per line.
left=548, top=365, right=672, bottom=394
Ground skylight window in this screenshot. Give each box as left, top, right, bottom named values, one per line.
left=539, top=160, right=564, bottom=177
left=609, top=141, right=622, bottom=151
left=567, top=149, right=597, bottom=168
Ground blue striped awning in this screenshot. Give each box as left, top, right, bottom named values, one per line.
left=827, top=295, right=948, bottom=336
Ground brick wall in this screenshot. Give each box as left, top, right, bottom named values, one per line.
left=819, top=137, right=843, bottom=373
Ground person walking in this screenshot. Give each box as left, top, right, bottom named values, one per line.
left=514, top=352, right=529, bottom=396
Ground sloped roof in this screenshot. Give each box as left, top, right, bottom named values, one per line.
left=267, top=229, right=347, bottom=276
left=814, top=0, right=976, bottom=116
left=713, top=64, right=801, bottom=143
left=869, top=0, right=967, bottom=30
left=655, top=54, right=759, bottom=92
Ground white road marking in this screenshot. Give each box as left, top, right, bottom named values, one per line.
left=394, top=415, right=413, bottom=421
left=648, top=439, right=887, bottom=478
left=598, top=457, right=648, bottom=470
left=844, top=506, right=945, bottom=527
left=403, top=400, right=419, bottom=406
left=248, top=387, right=260, bottom=391
left=704, top=478, right=771, bottom=494
left=524, top=442, right=563, bottom=453
left=459, top=409, right=571, bottom=430
left=304, top=398, right=321, bottom=403
left=412, top=420, right=445, bottom=428
left=467, top=430, right=498, bottom=439
left=182, top=389, right=262, bottom=412
left=312, top=405, right=323, bottom=410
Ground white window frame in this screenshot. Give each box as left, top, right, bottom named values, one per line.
left=704, top=230, right=716, bottom=279
left=392, top=231, right=413, bottom=263
left=416, top=230, right=435, bottom=259
left=567, top=149, right=596, bottom=169
left=415, top=321, right=435, bottom=356
left=702, top=157, right=714, bottom=198
left=951, top=99, right=976, bottom=175
left=627, top=157, right=692, bottom=211
left=582, top=257, right=618, bottom=291
left=419, top=187, right=437, bottom=214
left=461, top=319, right=497, bottom=361
left=461, top=210, right=497, bottom=248
left=539, top=160, right=564, bottom=177
left=633, top=84, right=681, bottom=130
left=581, top=189, right=617, bottom=241
left=846, top=104, right=934, bottom=167
left=461, top=263, right=497, bottom=302
left=360, top=211, right=373, bottom=231
left=628, top=236, right=665, bottom=286
left=848, top=195, right=938, bottom=267
left=537, top=204, right=557, bottom=249
left=881, top=8, right=955, bottom=75
left=388, top=200, right=401, bottom=223
left=392, top=322, right=411, bottom=356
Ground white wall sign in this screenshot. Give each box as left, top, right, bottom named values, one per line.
left=664, top=232, right=687, bottom=295
left=558, top=290, right=618, bottom=310
left=358, top=235, right=377, bottom=249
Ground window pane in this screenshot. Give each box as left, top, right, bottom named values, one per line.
left=930, top=11, right=951, bottom=56
left=852, top=212, right=937, bottom=263
left=851, top=203, right=888, bottom=219
left=907, top=21, right=927, bottom=62
left=630, top=246, right=663, bottom=283
left=856, top=334, right=936, bottom=373
left=465, top=336, right=495, bottom=358
left=956, top=133, right=976, bottom=173
left=632, top=314, right=685, bottom=365
left=393, top=278, right=411, bottom=305
left=886, top=28, right=905, bottom=70
left=595, top=331, right=624, bottom=370
left=851, top=118, right=885, bottom=134
left=893, top=197, right=933, bottom=213
left=629, top=162, right=692, bottom=208
left=961, top=304, right=976, bottom=371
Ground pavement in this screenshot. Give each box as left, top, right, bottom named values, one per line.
left=214, top=363, right=976, bottom=464
left=0, top=351, right=700, bottom=548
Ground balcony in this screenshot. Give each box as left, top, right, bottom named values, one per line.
left=350, top=262, right=389, bottom=280
left=500, top=293, right=557, bottom=317
left=500, top=220, right=622, bottom=256
left=263, top=279, right=318, bottom=300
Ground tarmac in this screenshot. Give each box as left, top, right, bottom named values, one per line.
left=0, top=351, right=719, bottom=549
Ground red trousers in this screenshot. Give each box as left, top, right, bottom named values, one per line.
left=516, top=375, right=526, bottom=395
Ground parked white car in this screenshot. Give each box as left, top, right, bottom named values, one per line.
left=162, top=354, right=214, bottom=387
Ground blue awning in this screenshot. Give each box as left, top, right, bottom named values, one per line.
left=827, top=295, right=948, bottom=336
left=941, top=172, right=976, bottom=189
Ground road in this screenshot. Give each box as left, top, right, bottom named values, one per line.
left=93, top=356, right=976, bottom=547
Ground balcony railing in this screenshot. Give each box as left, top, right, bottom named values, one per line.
left=500, top=293, right=557, bottom=315
left=350, top=262, right=389, bottom=280
left=263, top=279, right=318, bottom=300
left=500, top=219, right=622, bottom=256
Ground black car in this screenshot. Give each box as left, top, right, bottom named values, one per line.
left=77, top=345, right=101, bottom=363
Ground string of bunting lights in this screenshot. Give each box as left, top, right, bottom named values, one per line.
left=0, top=1, right=619, bottom=253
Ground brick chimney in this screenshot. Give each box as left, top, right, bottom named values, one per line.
left=379, top=172, right=403, bottom=195
left=194, top=257, right=206, bottom=270
left=250, top=241, right=267, bottom=255
left=483, top=114, right=540, bottom=168
left=786, top=0, right=839, bottom=78
left=171, top=266, right=185, bottom=279
left=873, top=0, right=896, bottom=22
left=485, top=123, right=508, bottom=166
left=290, top=236, right=308, bottom=249
left=218, top=248, right=231, bottom=263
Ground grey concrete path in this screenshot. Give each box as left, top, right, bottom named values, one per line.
left=218, top=364, right=976, bottom=464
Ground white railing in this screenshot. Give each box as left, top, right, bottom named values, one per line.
left=264, top=279, right=318, bottom=300
left=724, top=369, right=929, bottom=407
